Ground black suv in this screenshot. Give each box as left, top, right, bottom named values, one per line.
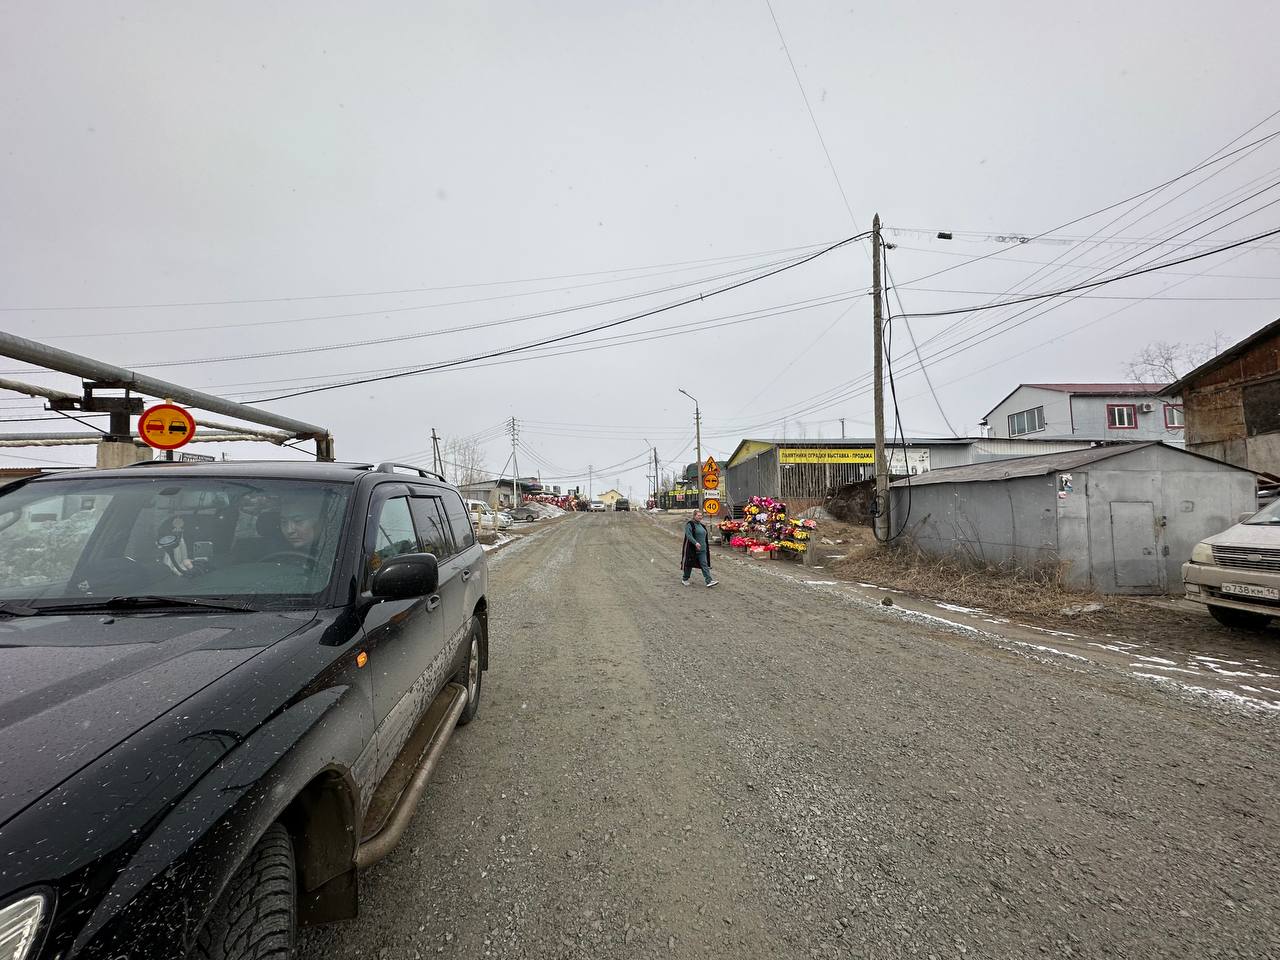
left=0, top=460, right=489, bottom=960
left=614, top=499, right=630, bottom=512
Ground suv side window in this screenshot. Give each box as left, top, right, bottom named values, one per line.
left=411, top=496, right=453, bottom=558
left=442, top=493, right=476, bottom=550
left=368, top=496, right=418, bottom=582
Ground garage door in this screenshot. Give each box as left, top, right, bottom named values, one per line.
left=1111, top=501, right=1160, bottom=589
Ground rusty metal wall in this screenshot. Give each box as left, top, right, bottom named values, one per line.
left=1183, top=327, right=1280, bottom=474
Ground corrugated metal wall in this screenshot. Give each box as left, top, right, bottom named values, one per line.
left=726, top=447, right=780, bottom=505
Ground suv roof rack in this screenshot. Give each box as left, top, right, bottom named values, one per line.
left=374, top=462, right=447, bottom=483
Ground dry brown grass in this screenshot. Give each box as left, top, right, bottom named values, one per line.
left=833, top=541, right=1123, bottom=627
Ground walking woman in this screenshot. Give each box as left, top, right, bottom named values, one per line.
left=680, top=510, right=719, bottom=587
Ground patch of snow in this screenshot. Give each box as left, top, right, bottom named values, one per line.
left=1019, top=624, right=1081, bottom=639
left=1007, top=641, right=1091, bottom=663
left=1192, top=655, right=1245, bottom=666
left=1130, top=663, right=1202, bottom=676
left=935, top=602, right=983, bottom=615
left=1088, top=641, right=1142, bottom=654
left=1132, top=673, right=1280, bottom=713
left=1203, top=666, right=1279, bottom=679
left=1130, top=654, right=1178, bottom=666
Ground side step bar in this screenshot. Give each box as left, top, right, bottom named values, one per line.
left=356, top=681, right=468, bottom=869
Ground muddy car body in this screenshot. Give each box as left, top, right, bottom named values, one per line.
left=0, top=461, right=489, bottom=959
left=1184, top=501, right=1280, bottom=628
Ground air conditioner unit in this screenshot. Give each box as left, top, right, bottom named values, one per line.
left=1139, top=402, right=1154, bottom=413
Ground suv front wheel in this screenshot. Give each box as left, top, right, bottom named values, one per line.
left=1208, top=604, right=1273, bottom=630
left=192, top=823, right=296, bottom=960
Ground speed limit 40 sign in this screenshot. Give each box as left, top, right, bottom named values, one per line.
left=703, top=498, right=721, bottom=516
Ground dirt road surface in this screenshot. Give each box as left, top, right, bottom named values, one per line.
left=299, top=513, right=1279, bottom=960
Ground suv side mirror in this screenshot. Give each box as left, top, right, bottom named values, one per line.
left=371, top=553, right=439, bottom=600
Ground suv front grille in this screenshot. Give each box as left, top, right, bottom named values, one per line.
left=1212, top=544, right=1280, bottom=573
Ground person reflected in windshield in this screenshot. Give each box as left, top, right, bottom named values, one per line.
left=279, top=493, right=324, bottom=552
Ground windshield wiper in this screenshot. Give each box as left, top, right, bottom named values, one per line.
left=41, top=595, right=258, bottom=614
left=0, top=601, right=38, bottom=617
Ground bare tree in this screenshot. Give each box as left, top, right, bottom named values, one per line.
left=1123, top=331, right=1229, bottom=383
left=441, top=436, right=488, bottom=488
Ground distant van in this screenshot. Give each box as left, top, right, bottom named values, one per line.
left=466, top=499, right=511, bottom=530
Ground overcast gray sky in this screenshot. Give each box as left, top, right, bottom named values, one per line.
left=3, top=1, right=1280, bottom=496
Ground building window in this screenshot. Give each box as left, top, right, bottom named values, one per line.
left=1007, top=406, right=1046, bottom=436
left=1164, top=404, right=1185, bottom=429
left=1107, top=403, right=1138, bottom=429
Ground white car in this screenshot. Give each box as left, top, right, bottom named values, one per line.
left=588, top=500, right=606, bottom=512
left=466, top=499, right=512, bottom=530
left=1184, top=502, right=1280, bottom=629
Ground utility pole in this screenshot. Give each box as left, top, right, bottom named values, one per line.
left=588, top=465, right=593, bottom=500
left=839, top=417, right=846, bottom=439
left=872, top=213, right=890, bottom=543
left=508, top=417, right=522, bottom=509
left=430, top=428, right=443, bottom=478
left=679, top=388, right=702, bottom=508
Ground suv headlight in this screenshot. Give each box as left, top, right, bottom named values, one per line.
left=1191, top=541, right=1214, bottom=564
left=0, top=893, right=47, bottom=960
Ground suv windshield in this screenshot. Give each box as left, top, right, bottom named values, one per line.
left=0, top=476, right=351, bottom=608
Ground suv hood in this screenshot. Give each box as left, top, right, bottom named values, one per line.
left=0, top=610, right=313, bottom=828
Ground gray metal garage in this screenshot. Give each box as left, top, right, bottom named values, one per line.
left=889, top=442, right=1256, bottom=594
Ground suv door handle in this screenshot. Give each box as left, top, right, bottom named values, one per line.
left=426, top=595, right=441, bottom=612
left=461, top=570, right=472, bottom=582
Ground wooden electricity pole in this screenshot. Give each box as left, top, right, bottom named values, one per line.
left=872, top=213, right=890, bottom=542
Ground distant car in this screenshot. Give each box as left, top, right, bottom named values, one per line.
left=588, top=500, right=606, bottom=512
left=1184, top=503, right=1280, bottom=629
left=466, top=499, right=512, bottom=530
left=614, top=499, right=630, bottom=512
left=509, top=506, right=541, bottom=522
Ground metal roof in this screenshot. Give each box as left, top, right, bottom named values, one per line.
left=889, top=441, right=1250, bottom=487
left=1022, top=382, right=1169, bottom=395
left=1163, top=317, right=1280, bottom=397
left=982, top=382, right=1172, bottom=419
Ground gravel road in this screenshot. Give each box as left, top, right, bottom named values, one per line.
left=299, top=513, right=1280, bottom=960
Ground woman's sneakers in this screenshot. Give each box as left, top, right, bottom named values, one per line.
left=705, top=579, right=719, bottom=588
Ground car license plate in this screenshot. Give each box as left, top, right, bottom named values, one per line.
left=1221, top=582, right=1280, bottom=600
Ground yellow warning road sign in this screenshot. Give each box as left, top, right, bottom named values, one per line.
left=139, top=403, right=196, bottom=451
left=701, top=455, right=719, bottom=477
left=703, top=498, right=721, bottom=516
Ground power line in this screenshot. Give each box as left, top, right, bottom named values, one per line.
left=0, top=239, right=834, bottom=313
left=28, top=249, right=826, bottom=372
left=243, top=231, right=872, bottom=404
left=890, top=123, right=1280, bottom=289
left=763, top=0, right=858, bottom=229
left=895, top=225, right=1280, bottom=320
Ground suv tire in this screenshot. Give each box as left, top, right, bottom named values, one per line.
left=454, top=617, right=483, bottom=726
left=192, top=823, right=296, bottom=960
left=1208, top=604, right=1272, bottom=630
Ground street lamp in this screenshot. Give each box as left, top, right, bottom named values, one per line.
left=678, top=388, right=703, bottom=506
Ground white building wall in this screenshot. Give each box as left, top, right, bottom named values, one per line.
left=1069, top=394, right=1185, bottom=445
left=986, top=386, right=1077, bottom=439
